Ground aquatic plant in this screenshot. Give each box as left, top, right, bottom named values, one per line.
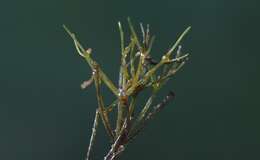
left=63, top=18, right=191, bottom=160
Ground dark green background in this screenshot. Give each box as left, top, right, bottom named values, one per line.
left=1, top=0, right=259, bottom=160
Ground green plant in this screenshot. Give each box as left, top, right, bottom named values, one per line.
left=63, top=18, right=191, bottom=160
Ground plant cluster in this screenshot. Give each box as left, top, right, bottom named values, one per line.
left=64, top=18, right=191, bottom=160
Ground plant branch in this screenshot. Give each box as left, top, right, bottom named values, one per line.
left=166, top=26, right=191, bottom=57
left=93, top=64, right=115, bottom=140
left=129, top=91, right=175, bottom=141
left=85, top=109, right=99, bottom=160
left=63, top=25, right=119, bottom=96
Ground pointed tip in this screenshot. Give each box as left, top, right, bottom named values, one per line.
left=118, top=21, right=122, bottom=28
left=127, top=17, right=133, bottom=24
left=62, top=24, right=70, bottom=33
left=62, top=24, right=67, bottom=30
left=62, top=25, right=75, bottom=38
left=186, top=26, right=192, bottom=31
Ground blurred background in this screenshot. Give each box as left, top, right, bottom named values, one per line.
left=1, top=0, right=259, bottom=160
